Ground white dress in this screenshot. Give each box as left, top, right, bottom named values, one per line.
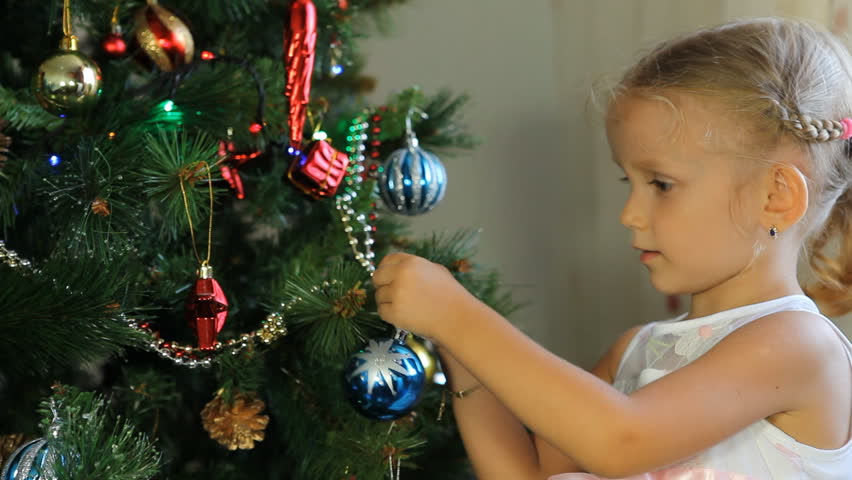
left=549, top=295, right=852, bottom=480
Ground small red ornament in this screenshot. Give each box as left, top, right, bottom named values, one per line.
left=287, top=139, right=349, bottom=199
left=283, top=0, right=317, bottom=149
left=218, top=133, right=263, bottom=200
left=102, top=32, right=127, bottom=57
left=185, top=264, right=229, bottom=350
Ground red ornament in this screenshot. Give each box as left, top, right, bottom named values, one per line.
left=287, top=139, right=349, bottom=199
left=218, top=136, right=263, bottom=200
left=185, top=265, right=229, bottom=350
left=283, top=0, right=317, bottom=149
left=102, top=32, right=127, bottom=57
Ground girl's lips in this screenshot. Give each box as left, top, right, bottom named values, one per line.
left=640, top=250, right=660, bottom=262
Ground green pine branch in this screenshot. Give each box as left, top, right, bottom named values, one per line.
left=139, top=129, right=223, bottom=241
left=0, top=254, right=149, bottom=376
left=0, top=86, right=62, bottom=131
left=274, top=260, right=385, bottom=361
left=39, top=385, right=161, bottom=480
left=408, top=229, right=526, bottom=318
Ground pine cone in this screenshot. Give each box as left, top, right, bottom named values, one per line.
left=450, top=259, right=473, bottom=273
left=201, top=392, right=269, bottom=450
left=90, top=197, right=111, bottom=217
left=332, top=286, right=366, bottom=318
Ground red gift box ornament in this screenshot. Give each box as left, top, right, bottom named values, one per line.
left=186, top=264, right=229, bottom=350
left=287, top=139, right=350, bottom=199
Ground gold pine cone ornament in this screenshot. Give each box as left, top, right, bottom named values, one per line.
left=201, top=391, right=269, bottom=450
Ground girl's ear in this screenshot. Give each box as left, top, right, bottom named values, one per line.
left=760, top=164, right=809, bottom=232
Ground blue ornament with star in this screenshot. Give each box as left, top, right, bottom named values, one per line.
left=342, top=338, right=426, bottom=420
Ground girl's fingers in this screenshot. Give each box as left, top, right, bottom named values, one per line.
left=375, top=285, right=393, bottom=305
left=377, top=252, right=410, bottom=268
left=372, top=263, right=396, bottom=287
left=373, top=253, right=411, bottom=286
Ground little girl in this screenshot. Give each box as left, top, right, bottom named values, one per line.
left=373, top=17, right=852, bottom=480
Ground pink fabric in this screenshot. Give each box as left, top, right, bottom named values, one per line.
left=549, top=467, right=761, bottom=480
left=840, top=118, right=852, bottom=140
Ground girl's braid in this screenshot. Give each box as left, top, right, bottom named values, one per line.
left=771, top=99, right=846, bottom=142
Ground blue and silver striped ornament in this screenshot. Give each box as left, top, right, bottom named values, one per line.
left=1, top=439, right=60, bottom=480
left=378, top=137, right=447, bottom=216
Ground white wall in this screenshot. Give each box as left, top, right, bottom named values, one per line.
left=361, top=0, right=849, bottom=367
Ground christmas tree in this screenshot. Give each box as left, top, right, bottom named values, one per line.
left=0, top=1, right=519, bottom=478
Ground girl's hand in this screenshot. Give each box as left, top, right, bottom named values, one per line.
left=373, top=252, right=476, bottom=342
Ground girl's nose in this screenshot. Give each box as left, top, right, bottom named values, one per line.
left=620, top=194, right=647, bottom=231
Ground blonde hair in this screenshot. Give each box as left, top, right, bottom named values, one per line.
left=612, top=17, right=852, bottom=316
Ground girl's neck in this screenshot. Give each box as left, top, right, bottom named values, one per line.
left=685, top=286, right=805, bottom=320
left=683, top=253, right=804, bottom=320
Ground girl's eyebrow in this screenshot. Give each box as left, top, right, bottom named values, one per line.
left=613, top=155, right=668, bottom=171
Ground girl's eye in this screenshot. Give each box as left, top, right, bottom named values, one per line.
left=649, top=179, right=673, bottom=192
left=618, top=176, right=629, bottom=184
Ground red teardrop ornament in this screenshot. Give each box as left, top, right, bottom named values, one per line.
left=283, top=0, right=317, bottom=149
left=185, top=268, right=229, bottom=350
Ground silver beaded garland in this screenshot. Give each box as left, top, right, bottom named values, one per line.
left=0, top=239, right=334, bottom=369
left=336, top=112, right=378, bottom=274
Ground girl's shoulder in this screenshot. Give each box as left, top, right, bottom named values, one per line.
left=702, top=308, right=849, bottom=392
left=724, top=309, right=852, bottom=450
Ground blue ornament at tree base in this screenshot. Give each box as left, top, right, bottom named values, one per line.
left=377, top=109, right=447, bottom=216
left=342, top=338, right=426, bottom=420
left=1, top=438, right=60, bottom=480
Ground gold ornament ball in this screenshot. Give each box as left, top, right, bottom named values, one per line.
left=32, top=49, right=102, bottom=117
left=406, top=335, right=437, bottom=382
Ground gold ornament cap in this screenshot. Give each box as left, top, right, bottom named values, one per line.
left=59, top=35, right=78, bottom=51
left=198, top=264, right=214, bottom=279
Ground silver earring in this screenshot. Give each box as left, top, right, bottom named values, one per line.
left=769, top=226, right=778, bottom=239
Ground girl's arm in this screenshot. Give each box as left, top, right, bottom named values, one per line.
left=439, top=296, right=829, bottom=478
left=438, top=326, right=642, bottom=479
left=374, top=254, right=830, bottom=477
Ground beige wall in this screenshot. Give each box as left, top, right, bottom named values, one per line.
left=361, top=0, right=849, bottom=367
